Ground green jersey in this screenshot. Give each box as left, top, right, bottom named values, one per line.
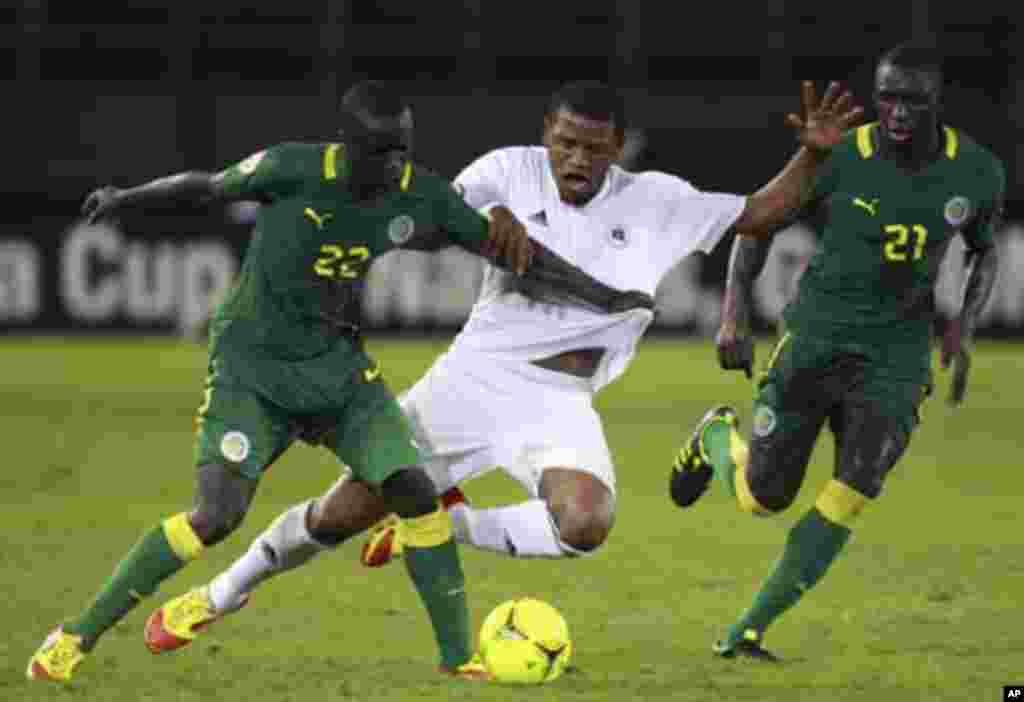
left=210, top=142, right=489, bottom=359
left=784, top=123, right=1005, bottom=358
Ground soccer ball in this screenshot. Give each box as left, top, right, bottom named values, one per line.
left=478, top=598, right=572, bottom=684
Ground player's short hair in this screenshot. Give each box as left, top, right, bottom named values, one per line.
left=547, top=81, right=626, bottom=137
left=341, top=81, right=409, bottom=121
left=879, top=41, right=943, bottom=81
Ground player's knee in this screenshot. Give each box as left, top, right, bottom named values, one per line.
left=551, top=503, right=614, bottom=553
left=837, top=413, right=911, bottom=503
left=189, top=501, right=248, bottom=546
left=544, top=473, right=616, bottom=554
left=381, top=466, right=438, bottom=519
left=191, top=463, right=257, bottom=546
left=745, top=468, right=799, bottom=514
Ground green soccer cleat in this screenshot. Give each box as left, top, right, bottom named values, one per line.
left=713, top=628, right=780, bottom=663
left=669, top=405, right=738, bottom=508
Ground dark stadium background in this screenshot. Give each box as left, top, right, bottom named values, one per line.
left=5, top=1, right=1022, bottom=335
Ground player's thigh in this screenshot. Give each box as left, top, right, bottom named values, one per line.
left=194, top=360, right=295, bottom=480
left=748, top=333, right=833, bottom=509
left=833, top=381, right=924, bottom=499
left=398, top=352, right=521, bottom=494
left=323, top=378, right=421, bottom=488
left=399, top=385, right=467, bottom=495
left=513, top=403, right=616, bottom=500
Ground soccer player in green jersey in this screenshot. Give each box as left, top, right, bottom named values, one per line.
left=669, top=43, right=1005, bottom=661
left=27, top=81, right=574, bottom=683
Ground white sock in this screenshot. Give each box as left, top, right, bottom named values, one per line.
left=208, top=500, right=328, bottom=612
left=449, top=499, right=571, bottom=558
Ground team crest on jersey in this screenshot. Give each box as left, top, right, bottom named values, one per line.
left=944, top=196, right=971, bottom=227
left=607, top=227, right=629, bottom=248
left=236, top=151, right=266, bottom=175
left=388, top=215, right=416, bottom=244
left=753, top=405, right=777, bottom=438
left=220, top=431, right=250, bottom=463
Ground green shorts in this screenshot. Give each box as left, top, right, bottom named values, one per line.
left=193, top=338, right=419, bottom=484
left=748, top=331, right=930, bottom=501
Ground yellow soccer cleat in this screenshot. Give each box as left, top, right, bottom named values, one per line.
left=144, top=586, right=245, bottom=654
left=359, top=513, right=405, bottom=567
left=27, top=627, right=86, bottom=682
left=439, top=652, right=493, bottom=681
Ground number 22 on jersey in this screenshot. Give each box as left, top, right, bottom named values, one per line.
left=883, top=224, right=928, bottom=262
left=314, top=244, right=371, bottom=280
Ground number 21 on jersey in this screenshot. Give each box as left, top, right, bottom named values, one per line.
left=883, top=224, right=928, bottom=262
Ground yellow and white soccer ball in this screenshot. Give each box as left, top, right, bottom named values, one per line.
left=478, top=598, right=572, bottom=684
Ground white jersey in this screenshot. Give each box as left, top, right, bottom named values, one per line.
left=449, top=146, right=747, bottom=391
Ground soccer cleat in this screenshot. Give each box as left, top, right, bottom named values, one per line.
left=360, top=513, right=405, bottom=567
left=713, top=628, right=780, bottom=663
left=439, top=652, right=493, bottom=681
left=439, top=486, right=467, bottom=510
left=360, top=487, right=468, bottom=567
left=669, top=405, right=738, bottom=508
left=144, top=586, right=247, bottom=654
left=27, top=627, right=86, bottom=682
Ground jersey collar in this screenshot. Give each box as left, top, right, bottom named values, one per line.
left=856, top=122, right=959, bottom=160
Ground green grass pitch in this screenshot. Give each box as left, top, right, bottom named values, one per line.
left=3, top=337, right=1022, bottom=701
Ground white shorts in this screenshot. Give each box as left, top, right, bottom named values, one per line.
left=399, top=348, right=616, bottom=498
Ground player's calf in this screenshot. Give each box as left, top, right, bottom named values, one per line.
left=380, top=466, right=476, bottom=672
left=307, top=477, right=390, bottom=545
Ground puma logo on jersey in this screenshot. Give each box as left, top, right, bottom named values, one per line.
left=852, top=197, right=880, bottom=216
left=363, top=362, right=382, bottom=382
left=304, top=207, right=333, bottom=229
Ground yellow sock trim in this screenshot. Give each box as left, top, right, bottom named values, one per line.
left=815, top=479, right=869, bottom=526
left=403, top=507, right=453, bottom=549
left=162, top=513, right=204, bottom=562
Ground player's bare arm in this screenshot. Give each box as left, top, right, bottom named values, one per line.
left=942, top=239, right=1000, bottom=406
left=735, top=81, right=863, bottom=236
left=80, top=170, right=250, bottom=224
left=465, top=204, right=652, bottom=313
left=717, top=234, right=775, bottom=377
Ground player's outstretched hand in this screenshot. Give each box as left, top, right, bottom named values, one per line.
left=81, top=186, right=123, bottom=224
left=485, top=205, right=534, bottom=276
left=715, top=321, right=755, bottom=379
left=786, top=81, right=864, bottom=154
left=941, top=318, right=970, bottom=407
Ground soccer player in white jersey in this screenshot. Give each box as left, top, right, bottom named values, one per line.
left=144, top=81, right=862, bottom=653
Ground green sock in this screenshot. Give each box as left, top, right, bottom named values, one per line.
left=702, top=421, right=740, bottom=497
left=403, top=538, right=472, bottom=669
left=727, top=508, right=850, bottom=645
left=65, top=523, right=189, bottom=650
